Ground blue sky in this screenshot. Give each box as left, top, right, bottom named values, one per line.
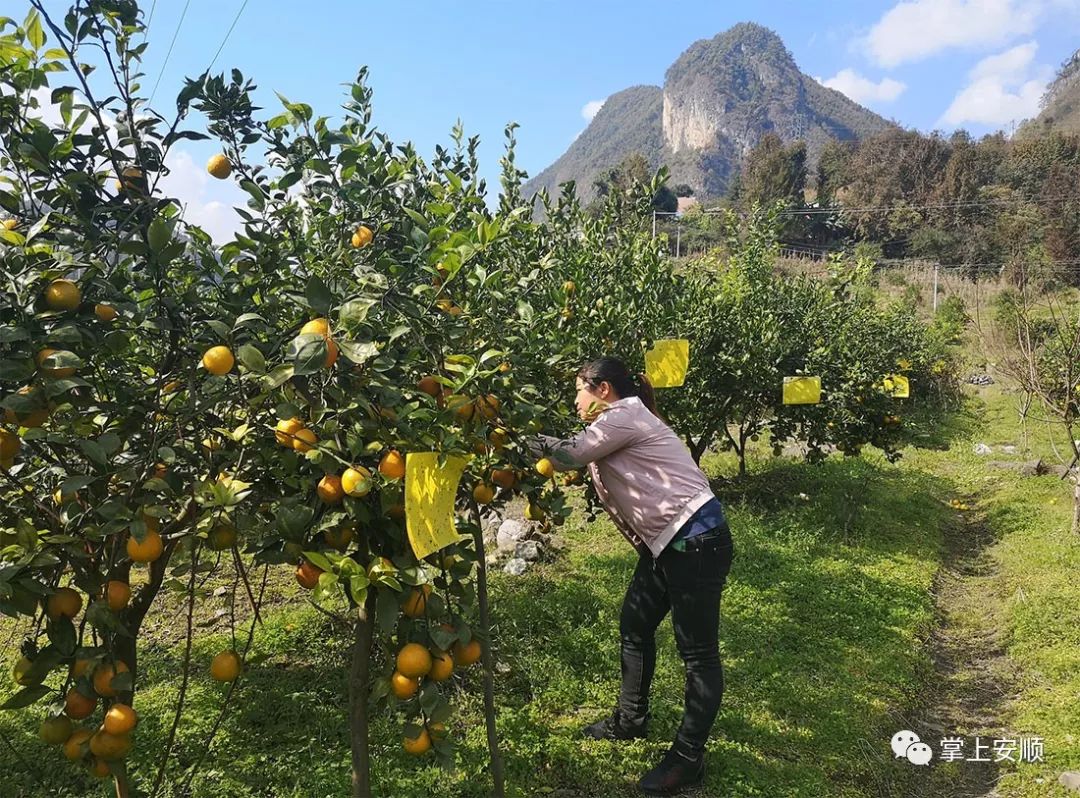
left=28, top=0, right=1080, bottom=237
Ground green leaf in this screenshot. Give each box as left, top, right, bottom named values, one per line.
left=338, top=340, right=378, bottom=365
left=304, top=276, right=333, bottom=315
left=0, top=229, right=25, bottom=246
left=233, top=313, right=266, bottom=329
left=236, top=344, right=266, bottom=374
left=290, top=335, right=328, bottom=376
left=25, top=10, right=45, bottom=50
left=46, top=617, right=76, bottom=655
left=1, top=684, right=50, bottom=710
left=303, top=550, right=334, bottom=572
left=339, top=298, right=377, bottom=325
left=78, top=439, right=108, bottom=466
left=261, top=364, right=294, bottom=390
left=147, top=216, right=171, bottom=253
left=376, top=589, right=398, bottom=633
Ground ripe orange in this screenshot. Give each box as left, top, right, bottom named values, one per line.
left=417, top=376, right=441, bottom=397
left=274, top=417, right=305, bottom=446
left=323, top=338, right=339, bottom=367
left=64, top=689, right=97, bottom=720
left=396, top=643, right=432, bottom=678
left=525, top=503, right=546, bottom=522
left=379, top=450, right=405, bottom=480
left=453, top=639, right=482, bottom=667
left=475, top=394, right=500, bottom=420
left=4, top=386, right=50, bottom=428
left=350, top=225, right=373, bottom=248
left=92, top=661, right=129, bottom=698
left=89, top=730, right=131, bottom=760
left=472, top=482, right=495, bottom=505
left=201, top=345, right=234, bottom=376
left=490, top=468, right=516, bottom=489
left=403, top=727, right=432, bottom=755
left=390, top=671, right=419, bottom=700
left=207, top=523, right=237, bottom=551
left=488, top=427, right=508, bottom=449
left=36, top=348, right=77, bottom=378
left=535, top=458, right=555, bottom=478
left=402, top=585, right=432, bottom=619
left=563, top=280, right=576, bottom=294
left=428, top=650, right=454, bottom=682
left=13, top=656, right=36, bottom=686
left=295, top=560, right=323, bottom=590
left=0, top=429, right=20, bottom=460
left=291, top=427, right=318, bottom=453
left=102, top=704, right=137, bottom=735
left=71, top=658, right=93, bottom=679
left=323, top=525, right=355, bottom=551
left=63, top=728, right=93, bottom=760
left=94, top=303, right=117, bottom=322
left=39, top=715, right=74, bottom=744
left=127, top=530, right=163, bottom=563
left=206, top=153, right=232, bottom=179
left=300, top=318, right=330, bottom=337
left=44, top=279, right=81, bottom=311
left=341, top=465, right=372, bottom=497
left=446, top=394, right=474, bottom=423
left=210, top=650, right=242, bottom=682
left=47, top=586, right=83, bottom=620
left=317, top=474, right=345, bottom=504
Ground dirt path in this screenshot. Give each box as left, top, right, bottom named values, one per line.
left=885, top=490, right=1020, bottom=798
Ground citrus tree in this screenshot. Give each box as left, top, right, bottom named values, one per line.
left=1, top=4, right=574, bottom=797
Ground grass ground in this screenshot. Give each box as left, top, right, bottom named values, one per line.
left=3, top=345, right=1079, bottom=797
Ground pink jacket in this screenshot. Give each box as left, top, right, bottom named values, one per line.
left=534, top=396, right=716, bottom=557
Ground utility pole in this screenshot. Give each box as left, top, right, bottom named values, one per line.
left=652, top=210, right=657, bottom=239
left=676, top=222, right=681, bottom=258
left=933, top=263, right=939, bottom=312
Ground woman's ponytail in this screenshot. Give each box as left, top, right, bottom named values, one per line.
left=577, top=357, right=663, bottom=420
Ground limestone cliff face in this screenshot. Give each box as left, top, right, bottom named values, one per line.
left=524, top=22, right=895, bottom=204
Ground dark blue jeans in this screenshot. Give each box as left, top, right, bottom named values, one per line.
left=618, top=525, right=734, bottom=757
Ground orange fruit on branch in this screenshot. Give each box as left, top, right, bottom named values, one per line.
left=396, top=643, right=432, bottom=678
left=43, top=279, right=81, bottom=311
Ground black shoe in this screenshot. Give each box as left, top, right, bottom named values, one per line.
left=582, top=709, right=648, bottom=741
left=637, top=746, right=705, bottom=795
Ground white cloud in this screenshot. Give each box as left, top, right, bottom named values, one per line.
left=158, top=149, right=247, bottom=243
left=817, top=69, right=907, bottom=104
left=581, top=99, right=605, bottom=122
left=939, top=41, right=1054, bottom=127
left=865, top=0, right=1041, bottom=67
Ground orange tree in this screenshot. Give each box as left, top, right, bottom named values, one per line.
left=185, top=63, right=582, bottom=798
left=1, top=4, right=574, bottom=797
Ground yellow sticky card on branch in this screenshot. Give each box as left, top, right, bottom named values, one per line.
left=644, top=339, right=690, bottom=388
left=405, top=453, right=466, bottom=560
left=782, top=376, right=822, bottom=405
left=883, top=374, right=910, bottom=398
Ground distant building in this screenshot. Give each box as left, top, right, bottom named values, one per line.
left=676, top=196, right=699, bottom=216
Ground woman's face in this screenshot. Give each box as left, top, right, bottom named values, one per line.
left=575, top=377, right=615, bottom=421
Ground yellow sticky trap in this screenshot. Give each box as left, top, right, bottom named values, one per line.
left=883, top=374, right=910, bottom=398
left=782, top=376, right=822, bottom=405
left=405, top=453, right=466, bottom=560
left=644, top=339, right=690, bottom=388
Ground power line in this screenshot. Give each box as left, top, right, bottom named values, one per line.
left=206, top=0, right=250, bottom=73
left=148, top=0, right=191, bottom=104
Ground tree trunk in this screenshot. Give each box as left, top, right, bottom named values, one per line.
left=469, top=500, right=506, bottom=798
left=1072, top=476, right=1080, bottom=536
left=114, top=764, right=131, bottom=798
left=350, top=592, right=376, bottom=798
